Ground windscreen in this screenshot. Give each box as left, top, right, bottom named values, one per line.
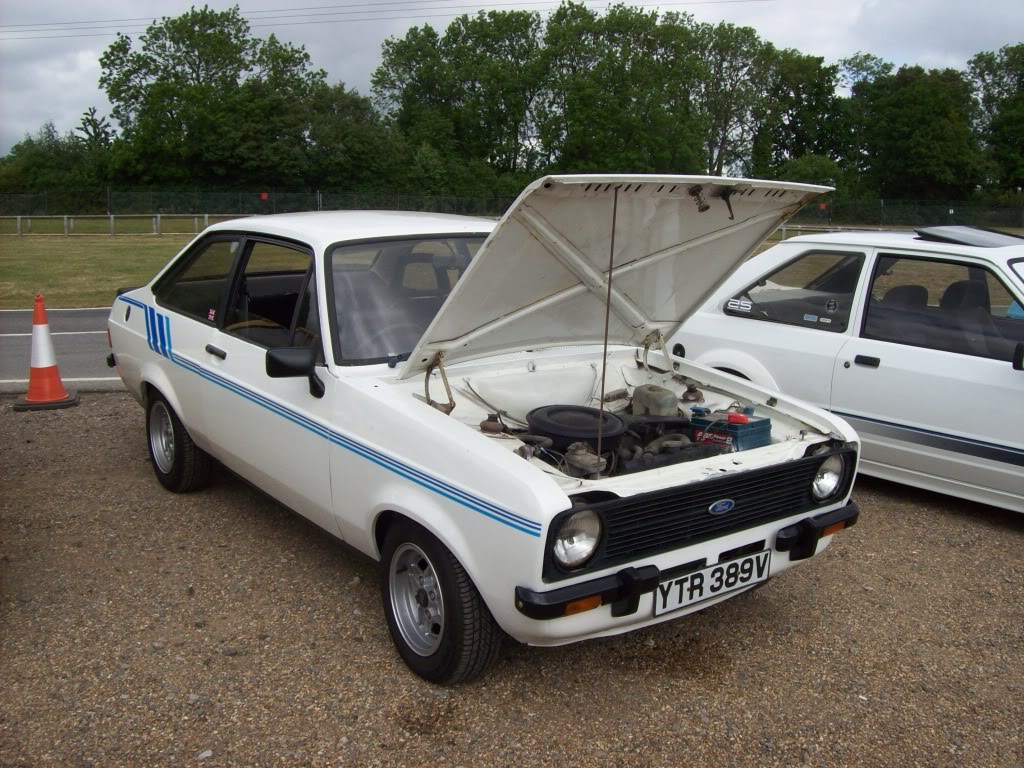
left=326, top=236, right=485, bottom=364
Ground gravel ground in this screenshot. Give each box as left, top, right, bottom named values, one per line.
left=2, top=393, right=1022, bottom=768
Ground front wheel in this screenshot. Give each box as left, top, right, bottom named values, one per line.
left=380, top=520, right=501, bottom=685
left=146, top=392, right=211, bottom=493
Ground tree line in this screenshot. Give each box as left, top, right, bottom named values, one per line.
left=1, top=3, right=1021, bottom=202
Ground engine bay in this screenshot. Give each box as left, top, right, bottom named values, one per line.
left=432, top=349, right=811, bottom=482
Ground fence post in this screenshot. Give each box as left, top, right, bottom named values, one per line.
left=156, top=213, right=162, bottom=234
left=152, top=216, right=157, bottom=234
left=70, top=217, right=74, bottom=234
left=110, top=214, right=114, bottom=235
left=63, top=215, right=68, bottom=236
left=193, top=216, right=198, bottom=233
left=16, top=216, right=21, bottom=236
left=204, top=213, right=209, bottom=228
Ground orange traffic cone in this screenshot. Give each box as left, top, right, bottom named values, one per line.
left=14, top=294, right=79, bottom=411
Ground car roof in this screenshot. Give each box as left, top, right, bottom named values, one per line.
left=204, top=210, right=497, bottom=252
left=782, top=229, right=1024, bottom=266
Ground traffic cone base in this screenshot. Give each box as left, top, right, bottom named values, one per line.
left=14, top=293, right=80, bottom=412
left=14, top=389, right=79, bottom=411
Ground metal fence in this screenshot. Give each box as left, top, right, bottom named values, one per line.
left=1, top=187, right=1022, bottom=233
left=0, top=188, right=518, bottom=218
left=790, top=198, right=1024, bottom=231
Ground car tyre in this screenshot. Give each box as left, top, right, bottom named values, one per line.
left=381, top=519, right=501, bottom=685
left=146, top=392, right=211, bottom=493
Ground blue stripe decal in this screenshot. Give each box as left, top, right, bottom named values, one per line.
left=155, top=310, right=167, bottom=358
left=832, top=410, right=1024, bottom=468
left=115, top=297, right=540, bottom=536
left=143, top=305, right=154, bottom=352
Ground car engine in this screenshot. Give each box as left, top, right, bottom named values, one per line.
left=489, top=383, right=773, bottom=479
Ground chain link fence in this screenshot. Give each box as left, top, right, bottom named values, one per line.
left=0, top=188, right=519, bottom=218
left=790, top=198, right=1024, bottom=231
left=1, top=187, right=1022, bottom=232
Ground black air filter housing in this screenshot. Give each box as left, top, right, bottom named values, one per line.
left=525, top=405, right=626, bottom=453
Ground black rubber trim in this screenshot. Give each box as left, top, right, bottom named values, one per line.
left=515, top=565, right=661, bottom=621
left=106, top=353, right=116, bottom=368
left=775, top=501, right=860, bottom=561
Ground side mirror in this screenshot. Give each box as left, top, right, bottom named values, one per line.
left=266, top=347, right=325, bottom=398
left=1013, top=342, right=1024, bottom=372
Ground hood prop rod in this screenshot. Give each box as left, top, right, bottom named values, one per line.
left=595, top=188, right=619, bottom=463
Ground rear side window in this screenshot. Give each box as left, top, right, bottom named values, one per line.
left=155, top=238, right=240, bottom=322
left=863, top=254, right=1024, bottom=361
left=724, top=250, right=865, bottom=333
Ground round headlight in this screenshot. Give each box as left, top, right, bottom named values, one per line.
left=812, top=454, right=844, bottom=500
left=553, top=509, right=602, bottom=569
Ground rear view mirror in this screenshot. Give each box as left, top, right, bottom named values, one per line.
left=266, top=347, right=325, bottom=398
left=1013, top=342, right=1024, bottom=372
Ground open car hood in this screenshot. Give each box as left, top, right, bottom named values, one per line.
left=400, top=174, right=830, bottom=379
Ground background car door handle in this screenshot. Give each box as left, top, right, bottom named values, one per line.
left=205, top=344, right=227, bottom=360
left=854, top=355, right=880, bottom=368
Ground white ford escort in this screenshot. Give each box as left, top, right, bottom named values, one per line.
left=108, top=175, right=861, bottom=684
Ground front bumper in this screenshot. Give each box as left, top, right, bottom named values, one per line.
left=515, top=500, right=859, bottom=621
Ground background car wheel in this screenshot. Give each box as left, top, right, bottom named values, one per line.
left=146, top=392, right=211, bottom=493
left=380, top=519, right=501, bottom=685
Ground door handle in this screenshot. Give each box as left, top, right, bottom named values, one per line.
left=854, top=355, right=880, bottom=368
left=205, top=344, right=227, bottom=360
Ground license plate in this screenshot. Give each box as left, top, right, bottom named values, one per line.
left=653, top=551, right=771, bottom=616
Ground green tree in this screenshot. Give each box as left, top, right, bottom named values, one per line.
left=536, top=3, right=703, bottom=173
left=854, top=66, right=985, bottom=199
left=749, top=47, right=843, bottom=177
left=0, top=122, right=107, bottom=190
left=692, top=21, right=767, bottom=175
left=99, top=4, right=325, bottom=184
left=969, top=44, right=1024, bottom=189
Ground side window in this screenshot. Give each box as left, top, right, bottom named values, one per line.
left=155, top=238, right=240, bottom=322
left=863, top=254, right=1024, bottom=362
left=724, top=250, right=864, bottom=332
left=224, top=241, right=313, bottom=348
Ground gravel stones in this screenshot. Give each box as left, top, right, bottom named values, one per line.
left=2, top=393, right=1022, bottom=766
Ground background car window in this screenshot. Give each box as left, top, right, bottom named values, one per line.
left=155, top=239, right=239, bottom=322
left=724, top=250, right=864, bottom=333
left=863, top=254, right=1024, bottom=362
left=225, top=241, right=313, bottom=348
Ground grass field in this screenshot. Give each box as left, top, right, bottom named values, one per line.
left=0, top=235, right=194, bottom=309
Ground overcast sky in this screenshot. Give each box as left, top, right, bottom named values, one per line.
left=1, top=0, right=1022, bottom=154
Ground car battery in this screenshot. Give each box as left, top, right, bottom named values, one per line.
left=690, top=411, right=772, bottom=451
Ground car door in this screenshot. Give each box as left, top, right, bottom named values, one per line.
left=830, top=250, right=1024, bottom=507
left=151, top=235, right=243, bottom=447
left=682, top=246, right=870, bottom=408
left=198, top=237, right=341, bottom=537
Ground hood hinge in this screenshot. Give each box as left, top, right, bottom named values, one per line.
left=423, top=352, right=456, bottom=414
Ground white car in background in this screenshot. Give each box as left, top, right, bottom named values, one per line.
left=108, top=174, right=862, bottom=685
left=674, top=226, right=1024, bottom=513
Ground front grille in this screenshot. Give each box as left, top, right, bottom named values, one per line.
left=544, top=449, right=855, bottom=581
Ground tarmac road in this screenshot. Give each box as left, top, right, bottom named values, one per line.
left=0, top=307, right=119, bottom=393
